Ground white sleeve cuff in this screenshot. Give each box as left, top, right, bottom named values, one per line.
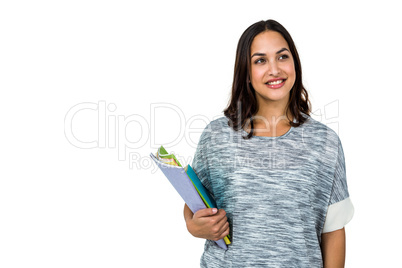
left=322, top=197, right=354, bottom=233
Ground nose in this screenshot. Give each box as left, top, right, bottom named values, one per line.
left=267, top=61, right=280, bottom=76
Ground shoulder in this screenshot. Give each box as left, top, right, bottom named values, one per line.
left=208, top=116, right=230, bottom=129
left=295, top=114, right=343, bottom=159
left=200, top=116, right=231, bottom=137
left=299, top=113, right=341, bottom=143
left=196, top=116, right=236, bottom=150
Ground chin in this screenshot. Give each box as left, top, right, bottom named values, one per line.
left=267, top=92, right=290, bottom=102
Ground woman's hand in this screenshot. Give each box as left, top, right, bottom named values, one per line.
left=183, top=204, right=230, bottom=241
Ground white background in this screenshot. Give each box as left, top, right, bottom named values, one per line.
left=1, top=1, right=401, bottom=267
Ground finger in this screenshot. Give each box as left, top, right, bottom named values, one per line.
left=217, top=221, right=230, bottom=235
left=219, top=224, right=230, bottom=239
left=215, top=213, right=228, bottom=228
left=212, top=223, right=230, bottom=241
left=212, top=209, right=227, bottom=223
left=194, top=207, right=218, bottom=218
left=211, top=219, right=229, bottom=240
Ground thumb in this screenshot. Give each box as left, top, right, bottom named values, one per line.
left=194, top=208, right=218, bottom=218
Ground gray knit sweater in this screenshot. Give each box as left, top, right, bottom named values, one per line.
left=192, top=114, right=354, bottom=268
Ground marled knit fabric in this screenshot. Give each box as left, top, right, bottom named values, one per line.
left=191, top=114, right=354, bottom=268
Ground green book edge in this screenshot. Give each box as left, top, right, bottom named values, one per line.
left=157, top=145, right=182, bottom=167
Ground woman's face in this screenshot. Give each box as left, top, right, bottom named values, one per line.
left=249, top=30, right=296, bottom=107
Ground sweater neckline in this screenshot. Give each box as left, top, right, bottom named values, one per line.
left=241, top=124, right=293, bottom=139
left=239, top=115, right=300, bottom=139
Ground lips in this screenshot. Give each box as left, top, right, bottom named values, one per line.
left=265, top=78, right=287, bottom=89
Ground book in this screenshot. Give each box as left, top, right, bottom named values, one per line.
left=150, top=146, right=231, bottom=250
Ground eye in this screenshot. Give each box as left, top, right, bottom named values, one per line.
left=279, top=54, right=289, bottom=60
left=254, top=58, right=266, bottom=64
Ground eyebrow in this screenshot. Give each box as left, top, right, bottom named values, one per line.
left=251, top=48, right=290, bottom=58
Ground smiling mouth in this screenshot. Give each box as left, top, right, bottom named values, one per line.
left=266, top=79, right=286, bottom=85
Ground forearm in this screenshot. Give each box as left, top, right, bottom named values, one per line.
left=321, top=227, right=346, bottom=268
left=183, top=203, right=193, bottom=223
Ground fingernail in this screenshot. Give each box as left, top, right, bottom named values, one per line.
left=212, top=208, right=218, bottom=213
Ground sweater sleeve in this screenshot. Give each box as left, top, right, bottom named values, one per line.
left=322, top=137, right=355, bottom=233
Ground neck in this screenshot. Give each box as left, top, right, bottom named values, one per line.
left=243, top=98, right=293, bottom=137
left=253, top=99, right=292, bottom=126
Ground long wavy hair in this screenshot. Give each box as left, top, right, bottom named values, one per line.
left=223, top=19, right=311, bottom=139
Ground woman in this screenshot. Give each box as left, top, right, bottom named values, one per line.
left=184, top=19, right=354, bottom=267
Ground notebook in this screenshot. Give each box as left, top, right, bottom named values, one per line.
left=150, top=146, right=231, bottom=250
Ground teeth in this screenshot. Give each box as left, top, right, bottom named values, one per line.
left=267, top=79, right=283, bottom=85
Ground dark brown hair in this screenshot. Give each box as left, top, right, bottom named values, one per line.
left=223, top=19, right=311, bottom=139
